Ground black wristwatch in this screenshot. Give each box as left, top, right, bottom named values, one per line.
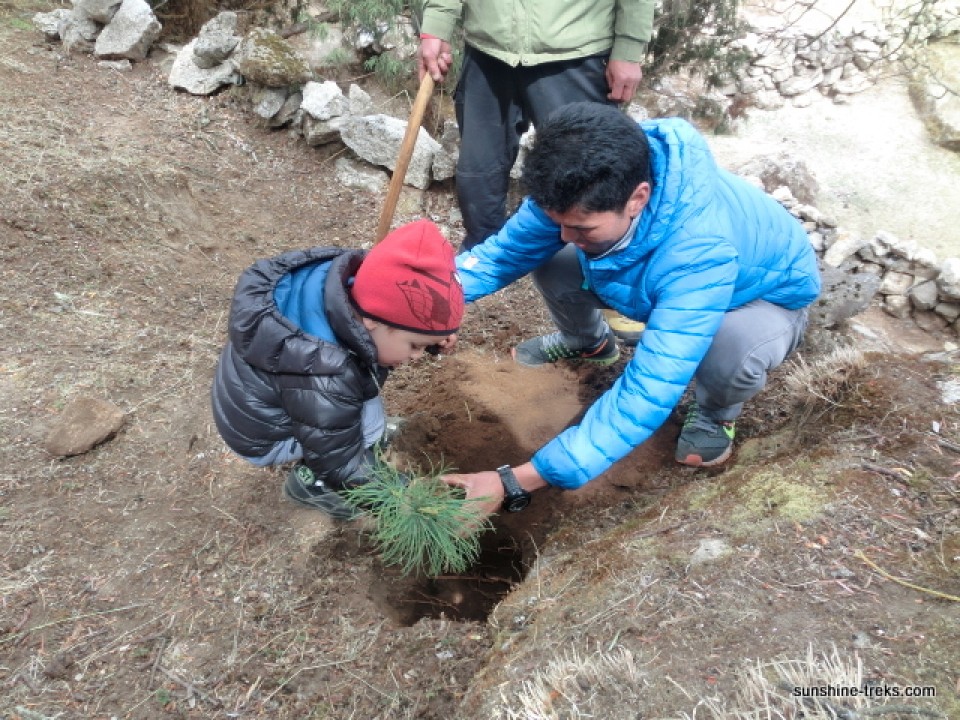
left=496, top=465, right=531, bottom=512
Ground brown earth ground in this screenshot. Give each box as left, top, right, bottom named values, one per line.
left=1, top=7, right=959, bottom=720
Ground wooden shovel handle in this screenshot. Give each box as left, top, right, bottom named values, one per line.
left=375, top=73, right=436, bottom=243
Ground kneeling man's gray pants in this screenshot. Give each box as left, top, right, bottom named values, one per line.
left=532, top=245, right=809, bottom=422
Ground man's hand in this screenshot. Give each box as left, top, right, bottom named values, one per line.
left=606, top=60, right=643, bottom=103
left=418, top=37, right=454, bottom=83
left=442, top=470, right=503, bottom=519
left=442, top=462, right=548, bottom=519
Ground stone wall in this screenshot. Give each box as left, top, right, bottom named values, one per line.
left=716, top=0, right=959, bottom=112
left=646, top=0, right=960, bottom=149
left=769, top=180, right=960, bottom=339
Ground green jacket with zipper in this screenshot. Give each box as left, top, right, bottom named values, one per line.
left=419, top=0, right=654, bottom=67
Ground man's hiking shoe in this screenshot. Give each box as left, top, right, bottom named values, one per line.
left=283, top=464, right=359, bottom=520
left=513, top=330, right=620, bottom=368
left=675, top=403, right=736, bottom=467
left=603, top=310, right=645, bottom=347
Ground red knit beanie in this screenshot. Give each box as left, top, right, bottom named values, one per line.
left=352, top=219, right=464, bottom=335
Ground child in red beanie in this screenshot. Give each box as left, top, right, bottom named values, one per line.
left=211, top=219, right=464, bottom=520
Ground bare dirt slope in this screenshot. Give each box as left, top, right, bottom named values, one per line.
left=1, top=11, right=958, bottom=720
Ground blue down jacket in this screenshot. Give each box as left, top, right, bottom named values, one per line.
left=211, top=247, right=388, bottom=487
left=455, top=117, right=821, bottom=489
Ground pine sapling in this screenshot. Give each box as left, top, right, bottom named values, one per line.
left=342, top=461, right=492, bottom=577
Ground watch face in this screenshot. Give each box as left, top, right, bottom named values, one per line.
left=504, top=494, right=531, bottom=512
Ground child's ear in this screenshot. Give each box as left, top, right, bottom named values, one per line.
left=361, top=316, right=379, bottom=332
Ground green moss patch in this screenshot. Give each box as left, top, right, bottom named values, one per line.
left=732, top=468, right=824, bottom=524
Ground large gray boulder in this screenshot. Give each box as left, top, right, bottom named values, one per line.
left=233, top=28, right=312, bottom=87
left=60, top=11, right=100, bottom=54
left=169, top=38, right=241, bottom=95
left=733, top=153, right=819, bottom=204
left=74, top=0, right=122, bottom=24
left=94, top=0, right=161, bottom=61
left=808, top=261, right=881, bottom=329
left=340, top=114, right=441, bottom=190
left=32, top=8, right=71, bottom=41
left=193, top=11, right=241, bottom=69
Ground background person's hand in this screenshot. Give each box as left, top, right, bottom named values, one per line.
left=417, top=37, right=453, bottom=83
left=606, top=59, right=643, bottom=102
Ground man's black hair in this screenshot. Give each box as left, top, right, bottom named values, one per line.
left=521, top=102, right=652, bottom=214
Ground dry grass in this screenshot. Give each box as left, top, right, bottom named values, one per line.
left=782, top=344, right=867, bottom=424
left=681, top=645, right=947, bottom=719
left=498, top=646, right=649, bottom=720
left=0, top=0, right=55, bottom=23
left=0, top=91, right=212, bottom=244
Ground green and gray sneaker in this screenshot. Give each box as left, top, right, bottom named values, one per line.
left=283, top=464, right=359, bottom=520
left=513, top=330, right=620, bottom=368
left=675, top=403, right=736, bottom=467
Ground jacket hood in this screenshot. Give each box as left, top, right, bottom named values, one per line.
left=228, top=248, right=379, bottom=375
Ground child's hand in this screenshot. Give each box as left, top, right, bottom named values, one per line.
left=442, top=470, right=503, bottom=519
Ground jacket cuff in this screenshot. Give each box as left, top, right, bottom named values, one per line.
left=610, top=39, right=648, bottom=64
left=419, top=16, right=457, bottom=41
left=530, top=452, right=586, bottom=490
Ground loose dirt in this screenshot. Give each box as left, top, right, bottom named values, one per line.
left=0, top=9, right=958, bottom=720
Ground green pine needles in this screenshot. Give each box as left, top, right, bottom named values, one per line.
left=342, top=462, right=492, bottom=577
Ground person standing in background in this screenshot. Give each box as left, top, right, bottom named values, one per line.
left=417, top=0, right=655, bottom=345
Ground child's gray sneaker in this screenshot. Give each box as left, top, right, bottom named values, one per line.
left=513, top=330, right=620, bottom=368
left=675, top=402, right=736, bottom=467
left=283, top=464, right=359, bottom=520
left=383, top=416, right=406, bottom=446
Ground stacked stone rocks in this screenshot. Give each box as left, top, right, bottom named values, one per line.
left=719, top=1, right=959, bottom=112
left=767, top=180, right=960, bottom=339
left=32, top=0, right=161, bottom=63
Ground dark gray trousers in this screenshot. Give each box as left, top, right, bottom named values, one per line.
left=532, top=245, right=809, bottom=422
left=454, top=47, right=614, bottom=249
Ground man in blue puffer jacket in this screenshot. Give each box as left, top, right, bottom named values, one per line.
left=444, top=102, right=820, bottom=517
